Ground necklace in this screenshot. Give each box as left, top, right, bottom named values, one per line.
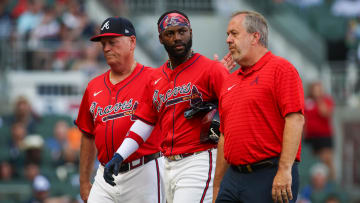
left=168, top=50, right=194, bottom=70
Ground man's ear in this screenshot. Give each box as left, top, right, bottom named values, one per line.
left=130, top=35, right=136, bottom=51
left=252, top=32, right=260, bottom=45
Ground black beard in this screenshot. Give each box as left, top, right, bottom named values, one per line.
left=164, top=38, right=193, bottom=60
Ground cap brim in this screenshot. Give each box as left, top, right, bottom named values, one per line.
left=90, top=33, right=125, bottom=41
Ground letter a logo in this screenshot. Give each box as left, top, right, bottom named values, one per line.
left=101, top=21, right=110, bottom=30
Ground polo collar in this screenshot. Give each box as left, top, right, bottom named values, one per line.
left=237, top=51, right=272, bottom=76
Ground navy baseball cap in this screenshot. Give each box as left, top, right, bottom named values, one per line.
left=90, top=17, right=136, bottom=41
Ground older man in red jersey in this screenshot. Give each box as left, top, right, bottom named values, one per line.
left=76, top=17, right=164, bottom=203
left=213, top=11, right=305, bottom=203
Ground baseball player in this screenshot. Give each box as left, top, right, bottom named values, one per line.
left=75, top=17, right=165, bottom=203
left=103, top=10, right=230, bottom=203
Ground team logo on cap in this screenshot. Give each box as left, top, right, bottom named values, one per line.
left=101, top=21, right=110, bottom=30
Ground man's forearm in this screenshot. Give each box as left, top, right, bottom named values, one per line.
left=213, top=133, right=229, bottom=202
left=278, top=113, right=304, bottom=170
left=79, top=134, right=97, bottom=184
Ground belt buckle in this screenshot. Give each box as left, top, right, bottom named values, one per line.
left=174, top=155, right=182, bottom=161
left=236, top=164, right=252, bottom=173
left=167, top=154, right=182, bottom=161
left=130, top=157, right=144, bottom=169
left=246, top=164, right=253, bottom=173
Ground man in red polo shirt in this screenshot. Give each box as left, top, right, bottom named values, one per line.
left=213, top=11, right=305, bottom=203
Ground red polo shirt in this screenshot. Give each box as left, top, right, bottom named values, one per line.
left=219, top=51, right=304, bottom=165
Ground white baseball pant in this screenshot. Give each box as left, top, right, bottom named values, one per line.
left=165, top=148, right=217, bottom=203
left=88, top=157, right=165, bottom=203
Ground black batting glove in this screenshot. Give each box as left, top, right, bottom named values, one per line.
left=103, top=153, right=124, bottom=186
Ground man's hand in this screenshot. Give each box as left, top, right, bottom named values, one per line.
left=271, top=168, right=293, bottom=203
left=103, top=153, right=124, bottom=186
left=214, top=52, right=236, bottom=71
left=80, top=181, right=92, bottom=203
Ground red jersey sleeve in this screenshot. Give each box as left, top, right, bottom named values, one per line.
left=209, top=62, right=230, bottom=99
left=210, top=62, right=230, bottom=134
left=219, top=94, right=225, bottom=134
left=75, top=87, right=94, bottom=136
left=275, top=62, right=305, bottom=118
left=134, top=75, right=158, bottom=125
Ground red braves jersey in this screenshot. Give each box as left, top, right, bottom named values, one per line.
left=135, top=53, right=229, bottom=156
left=219, top=51, right=304, bottom=165
left=304, top=96, right=334, bottom=137
left=75, top=63, right=161, bottom=165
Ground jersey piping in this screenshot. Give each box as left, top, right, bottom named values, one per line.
left=164, top=55, right=201, bottom=155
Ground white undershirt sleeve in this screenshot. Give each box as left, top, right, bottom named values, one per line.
left=116, top=119, right=154, bottom=160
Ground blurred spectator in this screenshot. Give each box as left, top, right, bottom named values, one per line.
left=16, top=0, right=45, bottom=70
left=5, top=95, right=40, bottom=133
left=304, top=81, right=336, bottom=179
left=23, top=134, right=45, bottom=165
left=28, top=6, right=61, bottom=70
left=71, top=43, right=105, bottom=77
left=67, top=126, right=81, bottom=152
left=8, top=122, right=27, bottom=166
left=298, top=163, right=346, bottom=203
left=16, top=0, right=44, bottom=38
left=0, top=0, right=14, bottom=71
left=52, top=27, right=81, bottom=70
left=11, top=0, right=28, bottom=19
left=26, top=175, right=50, bottom=203
left=0, top=160, right=14, bottom=181
left=332, top=0, right=360, bottom=18
left=346, top=17, right=360, bottom=57
left=45, top=120, right=70, bottom=164
left=0, top=0, right=12, bottom=39
left=23, top=162, right=40, bottom=182
left=325, top=194, right=342, bottom=203
left=61, top=0, right=81, bottom=30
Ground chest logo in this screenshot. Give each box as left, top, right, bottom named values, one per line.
left=227, top=84, right=236, bottom=91
left=154, top=78, right=162, bottom=85
left=94, top=90, right=103, bottom=97
left=90, top=99, right=138, bottom=122
left=152, top=82, right=203, bottom=112
left=250, top=76, right=259, bottom=85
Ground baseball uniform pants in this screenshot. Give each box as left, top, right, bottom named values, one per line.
left=165, top=148, right=216, bottom=203
left=88, top=156, right=165, bottom=203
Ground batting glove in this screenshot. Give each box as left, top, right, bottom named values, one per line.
left=103, top=153, right=124, bottom=186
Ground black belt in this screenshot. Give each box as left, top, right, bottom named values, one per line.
left=166, top=151, right=203, bottom=161
left=232, top=157, right=279, bottom=173
left=118, top=152, right=161, bottom=173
